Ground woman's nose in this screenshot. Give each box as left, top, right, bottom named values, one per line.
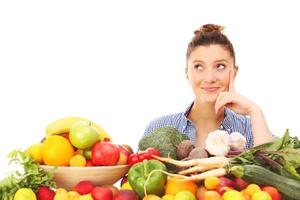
left=203, top=69, right=217, bottom=83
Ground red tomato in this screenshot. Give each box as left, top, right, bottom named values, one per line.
left=262, top=186, right=282, bottom=200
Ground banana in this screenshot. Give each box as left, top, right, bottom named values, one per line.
left=45, top=116, right=112, bottom=141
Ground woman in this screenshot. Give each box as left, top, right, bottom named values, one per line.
left=144, top=24, right=273, bottom=148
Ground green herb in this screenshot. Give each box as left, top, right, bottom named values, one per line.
left=0, top=150, right=56, bottom=200
left=230, top=129, right=300, bottom=181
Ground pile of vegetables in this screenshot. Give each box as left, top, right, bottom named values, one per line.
left=0, top=150, right=56, bottom=200
left=150, top=129, right=300, bottom=200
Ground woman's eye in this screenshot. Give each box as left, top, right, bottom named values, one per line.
left=217, top=64, right=226, bottom=70
left=194, top=64, right=203, bottom=71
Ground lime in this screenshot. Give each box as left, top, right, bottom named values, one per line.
left=174, top=191, right=196, bottom=200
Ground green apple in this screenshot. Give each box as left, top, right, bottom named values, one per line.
left=69, top=121, right=99, bottom=149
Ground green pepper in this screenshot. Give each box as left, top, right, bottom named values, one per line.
left=128, top=159, right=167, bottom=198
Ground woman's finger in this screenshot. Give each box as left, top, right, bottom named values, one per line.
left=229, top=68, right=235, bottom=92
left=215, top=92, right=232, bottom=113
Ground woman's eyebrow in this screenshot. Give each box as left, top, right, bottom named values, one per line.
left=214, top=59, right=228, bottom=63
left=193, top=59, right=205, bottom=64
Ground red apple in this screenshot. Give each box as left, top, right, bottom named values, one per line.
left=117, top=145, right=130, bottom=165
left=92, top=187, right=113, bottom=200
left=103, top=185, right=119, bottom=197
left=36, top=186, right=55, bottom=200
left=233, top=177, right=249, bottom=190
left=121, top=144, right=134, bottom=155
left=92, top=142, right=120, bottom=166
left=215, top=186, right=233, bottom=195
left=219, top=177, right=235, bottom=188
left=74, top=180, right=94, bottom=195
left=113, top=190, right=138, bottom=200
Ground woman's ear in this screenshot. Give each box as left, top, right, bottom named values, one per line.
left=234, top=65, right=239, bottom=78
left=185, top=67, right=189, bottom=80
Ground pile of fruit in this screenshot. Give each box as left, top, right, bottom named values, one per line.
left=28, top=117, right=133, bottom=167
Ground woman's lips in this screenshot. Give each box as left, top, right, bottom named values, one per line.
left=201, top=87, right=220, bottom=92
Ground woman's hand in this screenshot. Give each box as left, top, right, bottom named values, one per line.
left=214, top=69, right=259, bottom=116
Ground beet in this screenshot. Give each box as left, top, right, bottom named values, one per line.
left=176, top=140, right=194, bottom=160
left=188, top=147, right=208, bottom=159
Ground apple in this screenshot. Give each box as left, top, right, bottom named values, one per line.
left=103, top=185, right=119, bottom=197
left=113, top=190, right=138, bottom=200
left=215, top=186, right=233, bottom=196
left=92, top=187, right=113, bottom=200
left=117, top=145, right=130, bottom=165
left=233, top=177, right=249, bottom=190
left=121, top=144, right=134, bottom=155
left=74, top=180, right=94, bottom=195
left=198, top=191, right=222, bottom=200
left=92, top=141, right=120, bottom=166
left=196, top=185, right=208, bottom=199
left=219, top=177, right=235, bottom=188
left=36, top=186, right=55, bottom=200
left=69, top=121, right=99, bottom=149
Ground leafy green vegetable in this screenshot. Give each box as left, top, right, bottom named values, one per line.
left=139, top=126, right=189, bottom=159
left=0, top=150, right=56, bottom=200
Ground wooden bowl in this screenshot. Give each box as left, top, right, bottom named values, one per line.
left=40, top=165, right=130, bottom=190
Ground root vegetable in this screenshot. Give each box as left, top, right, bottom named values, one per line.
left=188, top=147, right=208, bottom=159
left=153, top=155, right=229, bottom=168
left=178, top=165, right=220, bottom=175
left=176, top=140, right=194, bottom=160
left=185, top=168, right=226, bottom=182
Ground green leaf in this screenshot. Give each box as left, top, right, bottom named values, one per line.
left=268, top=129, right=290, bottom=151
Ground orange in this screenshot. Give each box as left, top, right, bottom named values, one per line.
left=42, top=135, right=74, bottom=166
left=165, top=177, right=198, bottom=196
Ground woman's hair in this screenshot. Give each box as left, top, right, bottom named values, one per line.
left=186, top=24, right=235, bottom=64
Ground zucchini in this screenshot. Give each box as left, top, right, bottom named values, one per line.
left=240, top=165, right=300, bottom=200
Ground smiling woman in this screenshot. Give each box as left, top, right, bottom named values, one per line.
left=143, top=24, right=273, bottom=149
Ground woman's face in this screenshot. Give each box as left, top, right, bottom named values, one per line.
left=186, top=44, right=237, bottom=104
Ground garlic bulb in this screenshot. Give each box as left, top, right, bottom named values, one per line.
left=229, top=132, right=246, bottom=150
left=205, top=130, right=231, bottom=156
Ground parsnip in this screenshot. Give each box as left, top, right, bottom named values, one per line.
left=153, top=155, right=229, bottom=167
left=184, top=168, right=226, bottom=182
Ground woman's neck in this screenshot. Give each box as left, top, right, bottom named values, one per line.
left=188, top=101, right=224, bottom=124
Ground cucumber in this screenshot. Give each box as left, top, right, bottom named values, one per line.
left=241, top=165, right=300, bottom=200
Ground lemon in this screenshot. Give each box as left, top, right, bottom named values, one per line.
left=222, top=190, right=245, bottom=200
left=69, top=154, right=86, bottom=167
left=14, top=188, right=37, bottom=200
left=121, top=182, right=133, bottom=190
left=27, top=143, right=43, bottom=164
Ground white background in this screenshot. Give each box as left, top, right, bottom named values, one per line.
left=1, top=0, right=300, bottom=179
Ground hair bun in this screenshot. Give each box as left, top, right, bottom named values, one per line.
left=194, top=24, right=224, bottom=35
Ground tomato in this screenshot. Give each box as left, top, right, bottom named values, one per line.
left=262, top=186, right=282, bottom=200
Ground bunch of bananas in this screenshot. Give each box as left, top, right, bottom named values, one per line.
left=45, top=117, right=112, bottom=141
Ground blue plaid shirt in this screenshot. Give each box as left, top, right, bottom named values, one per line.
left=144, top=103, right=254, bottom=149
